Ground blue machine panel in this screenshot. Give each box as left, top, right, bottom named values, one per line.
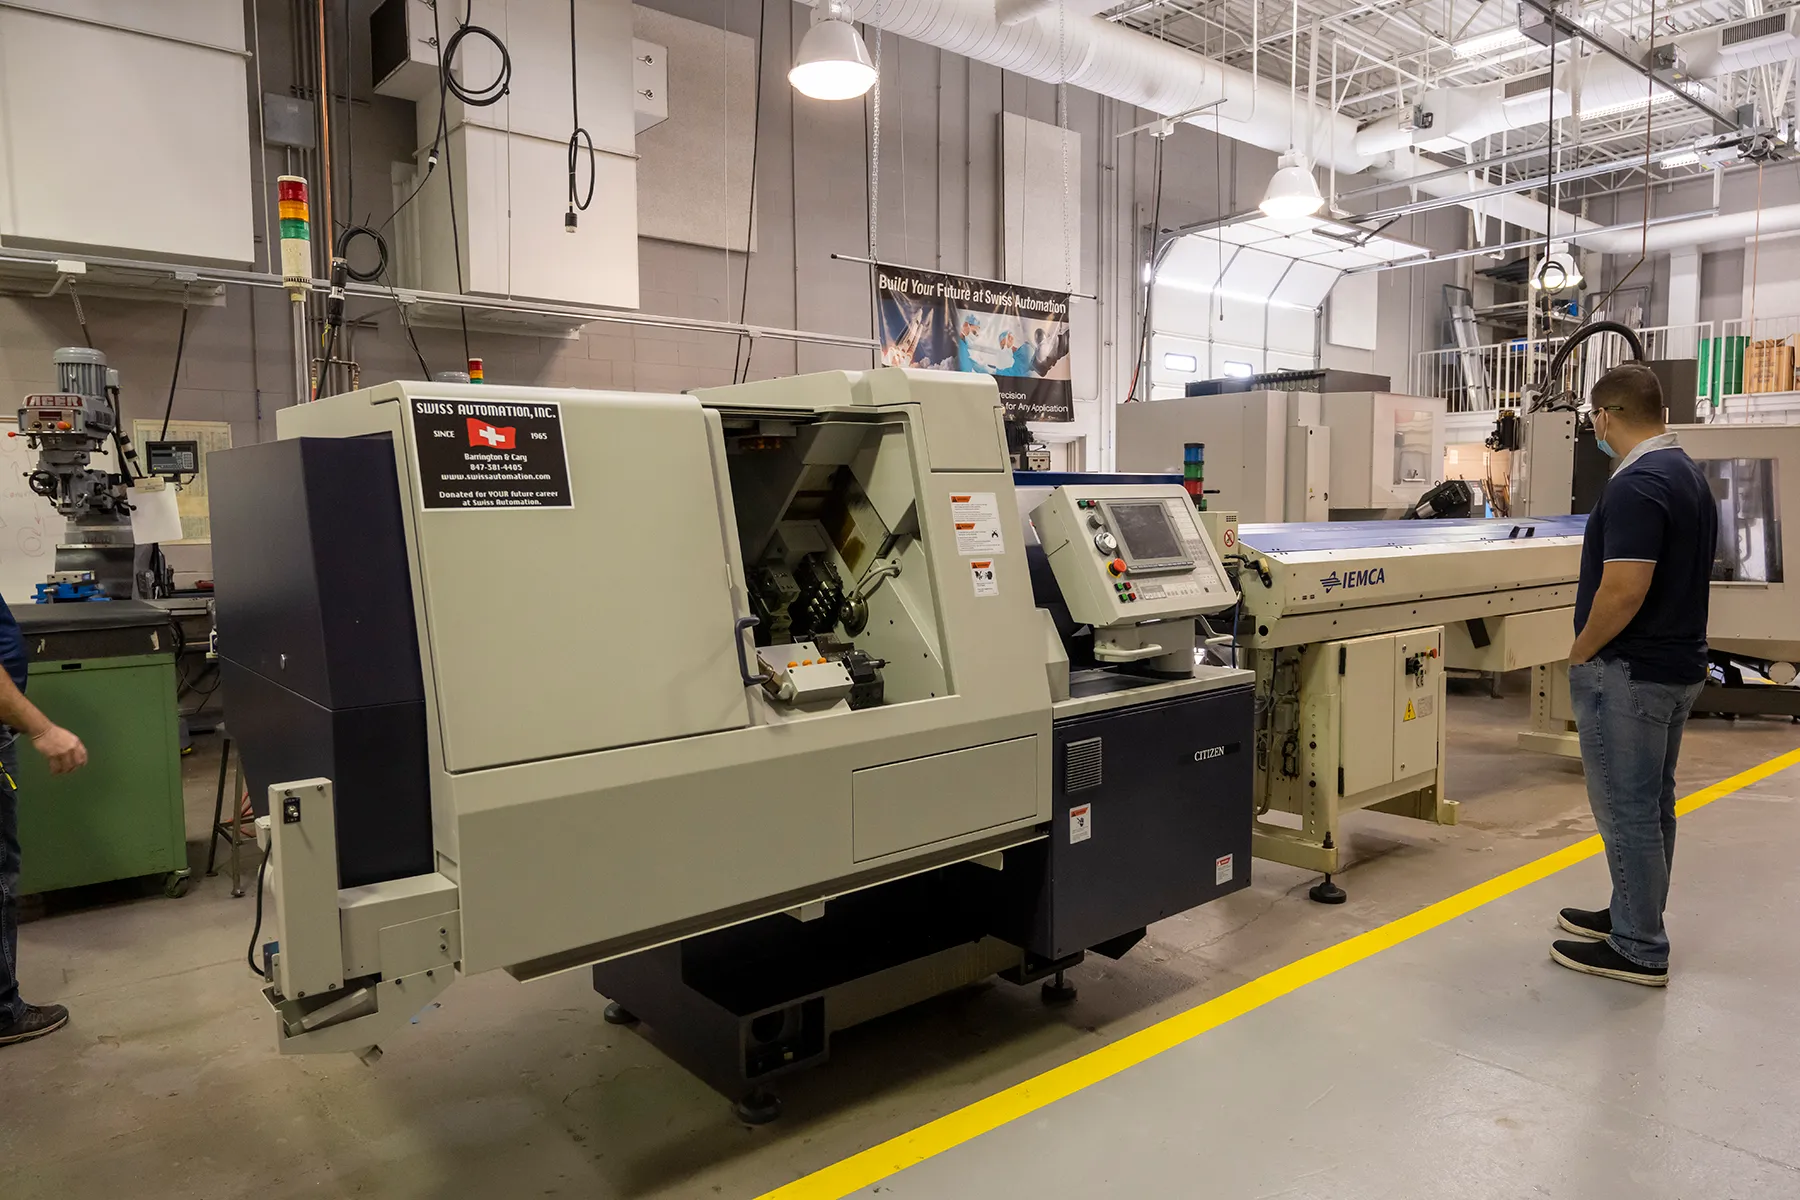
left=1238, top=515, right=1588, bottom=555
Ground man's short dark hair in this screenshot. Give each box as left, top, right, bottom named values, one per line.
left=1591, top=362, right=1664, bottom=425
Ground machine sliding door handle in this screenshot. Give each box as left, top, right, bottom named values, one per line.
left=734, top=616, right=770, bottom=687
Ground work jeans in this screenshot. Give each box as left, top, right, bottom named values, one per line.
left=1, top=738, right=23, bottom=1024
left=1568, top=656, right=1704, bottom=970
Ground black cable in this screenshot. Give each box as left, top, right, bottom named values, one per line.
left=67, top=281, right=94, bottom=348
left=430, top=3, right=474, bottom=363
left=159, top=294, right=191, bottom=440
left=247, top=844, right=271, bottom=979
left=565, top=0, right=595, bottom=231
left=1539, top=10, right=1557, bottom=322
left=342, top=0, right=355, bottom=239
left=441, top=7, right=510, bottom=107
left=334, top=224, right=389, bottom=283
left=390, top=280, right=432, bottom=378
left=733, top=0, right=769, bottom=384
left=313, top=323, right=338, bottom=402
left=1124, top=135, right=1166, bottom=403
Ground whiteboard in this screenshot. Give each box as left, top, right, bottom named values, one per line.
left=0, top=418, right=117, bottom=609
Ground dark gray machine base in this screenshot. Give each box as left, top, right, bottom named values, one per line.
left=1693, top=684, right=1800, bottom=720
left=591, top=865, right=1012, bottom=1119
left=1695, top=656, right=1800, bottom=721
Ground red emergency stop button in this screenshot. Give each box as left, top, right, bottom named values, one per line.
left=1108, top=558, right=1127, bottom=577
left=55, top=421, right=71, bottom=431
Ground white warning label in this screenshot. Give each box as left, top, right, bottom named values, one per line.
left=1216, top=853, right=1234, bottom=885
left=970, top=560, right=999, bottom=597
left=951, top=492, right=1006, bottom=556
left=1069, top=804, right=1092, bottom=844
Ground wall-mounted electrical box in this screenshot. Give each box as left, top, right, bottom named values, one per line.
left=385, top=0, right=641, bottom=310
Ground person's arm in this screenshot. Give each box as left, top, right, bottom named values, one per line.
left=0, top=672, right=87, bottom=775
left=1569, top=560, right=1655, bottom=664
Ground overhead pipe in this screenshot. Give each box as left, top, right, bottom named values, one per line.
left=813, top=0, right=1792, bottom=255
left=821, top=0, right=1379, bottom=174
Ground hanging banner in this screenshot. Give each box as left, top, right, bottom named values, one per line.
left=875, top=264, right=1073, bottom=422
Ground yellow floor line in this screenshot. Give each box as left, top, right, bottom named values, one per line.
left=758, top=745, right=1800, bottom=1200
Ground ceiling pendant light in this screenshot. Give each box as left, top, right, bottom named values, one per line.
left=1260, top=152, right=1325, bottom=220
left=1260, top=0, right=1323, bottom=222
left=789, top=1, right=876, bottom=101
left=1531, top=242, right=1583, bottom=292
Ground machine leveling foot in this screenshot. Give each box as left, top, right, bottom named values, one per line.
left=1309, top=875, right=1347, bottom=905
left=1041, top=969, right=1078, bottom=1006
left=602, top=1002, right=639, bottom=1026
left=734, top=1087, right=782, bottom=1125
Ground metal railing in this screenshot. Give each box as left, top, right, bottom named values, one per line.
left=1413, top=322, right=1713, bottom=412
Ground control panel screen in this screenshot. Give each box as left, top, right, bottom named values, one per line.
left=1106, top=501, right=1190, bottom=568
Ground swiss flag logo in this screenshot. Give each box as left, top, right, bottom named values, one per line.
left=467, top=417, right=515, bottom=449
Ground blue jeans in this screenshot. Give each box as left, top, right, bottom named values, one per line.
left=0, top=738, right=22, bottom=1023
left=1568, top=657, right=1703, bottom=970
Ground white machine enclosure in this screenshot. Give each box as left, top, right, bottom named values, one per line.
left=1116, top=391, right=1325, bottom=523
left=1115, top=390, right=1447, bottom=521
left=1318, top=392, right=1450, bottom=516
left=1674, top=422, right=1798, bottom=664
left=243, top=369, right=1066, bottom=1054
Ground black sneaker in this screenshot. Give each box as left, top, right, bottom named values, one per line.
left=0, top=1003, right=69, bottom=1046
left=1557, top=906, right=1611, bottom=940
left=1550, top=939, right=1667, bottom=987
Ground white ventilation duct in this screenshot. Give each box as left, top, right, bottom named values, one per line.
left=825, top=0, right=1378, bottom=174
left=1579, top=205, right=1800, bottom=254
left=813, top=0, right=1790, bottom=255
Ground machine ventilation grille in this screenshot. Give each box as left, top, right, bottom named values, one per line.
left=1503, top=71, right=1554, bottom=101
left=1066, top=738, right=1104, bottom=792
left=1722, top=14, right=1789, bottom=46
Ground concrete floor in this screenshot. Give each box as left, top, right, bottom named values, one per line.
left=3, top=683, right=1797, bottom=1199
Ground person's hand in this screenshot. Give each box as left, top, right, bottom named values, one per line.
left=31, top=724, right=88, bottom=775
left=1568, top=651, right=1591, bottom=667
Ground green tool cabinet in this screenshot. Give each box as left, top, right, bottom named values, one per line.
left=13, top=603, right=188, bottom=897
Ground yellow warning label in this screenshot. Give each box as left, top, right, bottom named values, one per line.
left=1403, top=700, right=1416, bottom=722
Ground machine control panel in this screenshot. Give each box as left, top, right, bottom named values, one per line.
left=19, top=392, right=111, bottom=436
left=1030, top=484, right=1235, bottom=626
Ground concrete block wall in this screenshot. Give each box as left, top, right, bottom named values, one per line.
left=0, top=0, right=1465, bottom=584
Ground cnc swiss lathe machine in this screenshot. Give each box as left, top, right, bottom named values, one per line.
left=210, top=368, right=1253, bottom=1120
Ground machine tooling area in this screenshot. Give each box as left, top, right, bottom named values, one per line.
left=3, top=2, right=1800, bottom=1198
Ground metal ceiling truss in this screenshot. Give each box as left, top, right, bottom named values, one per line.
left=1104, top=0, right=1798, bottom=196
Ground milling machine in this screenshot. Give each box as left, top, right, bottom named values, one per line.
left=16, top=346, right=164, bottom=599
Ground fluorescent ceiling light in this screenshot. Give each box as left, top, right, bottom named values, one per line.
left=1577, top=89, right=1685, bottom=120
left=1453, top=27, right=1528, bottom=59
left=1259, top=153, right=1324, bottom=220
left=789, top=15, right=876, bottom=100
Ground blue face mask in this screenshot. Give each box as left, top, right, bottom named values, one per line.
left=1593, top=414, right=1617, bottom=458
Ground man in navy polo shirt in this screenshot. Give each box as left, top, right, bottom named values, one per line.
left=1552, top=362, right=1717, bottom=987
left=0, top=592, right=89, bottom=1047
